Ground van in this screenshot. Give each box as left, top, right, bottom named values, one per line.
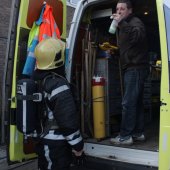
left=5, top=0, right=170, bottom=170
left=66, top=0, right=170, bottom=169
left=4, top=0, right=66, bottom=165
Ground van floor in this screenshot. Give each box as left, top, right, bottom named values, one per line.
left=85, top=119, right=159, bottom=152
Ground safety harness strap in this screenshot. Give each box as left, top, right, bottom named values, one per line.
left=17, top=93, right=42, bottom=102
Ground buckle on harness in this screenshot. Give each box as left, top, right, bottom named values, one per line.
left=33, top=93, right=42, bottom=102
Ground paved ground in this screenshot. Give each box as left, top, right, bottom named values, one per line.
left=0, top=146, right=94, bottom=170
left=1, top=159, right=94, bottom=170
left=0, top=145, right=37, bottom=170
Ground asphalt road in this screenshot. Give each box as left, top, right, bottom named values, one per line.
left=1, top=158, right=96, bottom=170
left=0, top=146, right=94, bottom=170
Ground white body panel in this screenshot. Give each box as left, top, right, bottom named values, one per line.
left=84, top=143, right=158, bottom=167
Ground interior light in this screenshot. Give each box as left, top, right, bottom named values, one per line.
left=144, top=11, right=148, bottom=15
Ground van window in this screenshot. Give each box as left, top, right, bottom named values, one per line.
left=164, top=0, right=170, bottom=89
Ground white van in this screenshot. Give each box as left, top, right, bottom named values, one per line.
left=66, top=0, right=170, bottom=169
left=5, top=0, right=170, bottom=169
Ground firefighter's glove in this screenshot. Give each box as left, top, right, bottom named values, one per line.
left=72, top=151, right=86, bottom=166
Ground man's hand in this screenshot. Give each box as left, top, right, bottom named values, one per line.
left=72, top=149, right=86, bottom=166
left=111, top=13, right=124, bottom=23
left=72, top=149, right=83, bottom=156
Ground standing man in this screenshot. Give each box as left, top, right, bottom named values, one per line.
left=33, top=38, right=84, bottom=169
left=110, top=0, right=149, bottom=145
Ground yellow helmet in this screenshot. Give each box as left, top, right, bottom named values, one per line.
left=35, top=38, right=65, bottom=70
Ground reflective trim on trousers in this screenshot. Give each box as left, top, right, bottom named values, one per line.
left=44, top=145, right=52, bottom=170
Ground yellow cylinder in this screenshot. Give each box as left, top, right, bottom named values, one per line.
left=92, top=77, right=105, bottom=139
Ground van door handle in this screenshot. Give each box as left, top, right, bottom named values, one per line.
left=160, top=101, right=167, bottom=106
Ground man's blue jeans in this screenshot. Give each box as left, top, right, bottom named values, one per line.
left=120, top=68, right=149, bottom=137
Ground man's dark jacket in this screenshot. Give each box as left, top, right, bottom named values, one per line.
left=118, top=14, right=148, bottom=70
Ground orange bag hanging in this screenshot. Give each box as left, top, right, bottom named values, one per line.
left=39, top=4, right=60, bottom=41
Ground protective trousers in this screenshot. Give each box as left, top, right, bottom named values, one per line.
left=36, top=139, right=72, bottom=170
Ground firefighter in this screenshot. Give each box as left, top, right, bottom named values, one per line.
left=33, top=38, right=84, bottom=170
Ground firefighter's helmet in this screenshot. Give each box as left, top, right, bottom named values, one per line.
left=35, top=38, right=65, bottom=70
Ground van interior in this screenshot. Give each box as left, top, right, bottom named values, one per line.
left=71, top=0, right=160, bottom=152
